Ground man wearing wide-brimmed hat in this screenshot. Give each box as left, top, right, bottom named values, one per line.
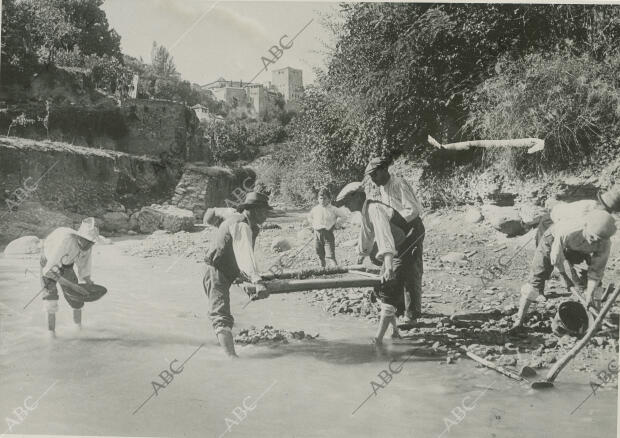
left=535, top=182, right=620, bottom=246
left=203, top=191, right=272, bottom=357
left=364, top=156, right=425, bottom=325
left=40, top=217, right=107, bottom=335
left=336, top=182, right=423, bottom=344
left=513, top=210, right=617, bottom=331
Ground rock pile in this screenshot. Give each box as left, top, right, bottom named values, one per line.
left=235, top=325, right=319, bottom=344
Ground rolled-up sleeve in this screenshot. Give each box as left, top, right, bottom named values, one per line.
left=42, top=239, right=72, bottom=278
left=367, top=203, right=396, bottom=261
left=588, top=240, right=611, bottom=282
left=230, top=221, right=259, bottom=279
left=397, top=178, right=423, bottom=222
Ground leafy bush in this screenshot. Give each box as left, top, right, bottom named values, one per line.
left=464, top=51, right=620, bottom=171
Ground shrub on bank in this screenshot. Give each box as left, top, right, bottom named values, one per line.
left=464, top=51, right=620, bottom=173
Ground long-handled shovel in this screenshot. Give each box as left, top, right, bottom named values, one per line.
left=531, top=285, right=620, bottom=389
left=459, top=346, right=532, bottom=384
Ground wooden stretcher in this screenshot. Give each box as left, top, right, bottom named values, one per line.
left=241, top=265, right=381, bottom=296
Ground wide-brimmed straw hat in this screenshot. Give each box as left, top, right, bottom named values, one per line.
left=75, top=217, right=100, bottom=243
left=237, top=191, right=273, bottom=210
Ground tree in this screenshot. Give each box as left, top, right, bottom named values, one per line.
left=151, top=42, right=177, bottom=78
left=55, top=0, right=122, bottom=59
left=30, top=0, right=78, bottom=65
left=322, top=3, right=620, bottom=156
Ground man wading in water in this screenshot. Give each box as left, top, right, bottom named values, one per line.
left=203, top=191, right=272, bottom=357
left=336, top=182, right=421, bottom=344
left=40, top=217, right=107, bottom=336
left=364, top=156, right=425, bottom=326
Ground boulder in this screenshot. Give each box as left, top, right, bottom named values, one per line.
left=464, top=207, right=483, bottom=223
left=271, top=238, right=291, bottom=253
left=4, top=236, right=41, bottom=256
left=481, top=205, right=525, bottom=236
left=136, top=207, right=162, bottom=234
left=518, top=205, right=548, bottom=227
left=101, top=212, right=130, bottom=232
left=136, top=204, right=194, bottom=234
left=160, top=206, right=194, bottom=233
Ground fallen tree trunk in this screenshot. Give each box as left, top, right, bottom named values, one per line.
left=428, top=135, right=544, bottom=154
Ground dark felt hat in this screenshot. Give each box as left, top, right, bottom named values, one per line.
left=237, top=191, right=273, bottom=210
left=364, top=156, right=390, bottom=176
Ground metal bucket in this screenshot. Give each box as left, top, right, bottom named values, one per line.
left=551, top=300, right=591, bottom=337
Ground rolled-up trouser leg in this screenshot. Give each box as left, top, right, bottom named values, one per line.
left=203, top=265, right=234, bottom=335
left=40, top=256, right=59, bottom=313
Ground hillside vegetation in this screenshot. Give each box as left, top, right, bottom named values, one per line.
left=258, top=4, right=620, bottom=207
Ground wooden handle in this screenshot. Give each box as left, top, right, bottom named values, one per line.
left=459, top=347, right=524, bottom=382
left=545, top=285, right=620, bottom=383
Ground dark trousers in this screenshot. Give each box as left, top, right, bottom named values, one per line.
left=529, top=230, right=591, bottom=294
left=314, top=228, right=336, bottom=267
left=404, top=217, right=425, bottom=317
left=203, top=265, right=234, bottom=333
left=41, top=257, right=79, bottom=309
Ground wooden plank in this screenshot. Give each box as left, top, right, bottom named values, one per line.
left=262, top=275, right=381, bottom=294
left=259, top=264, right=379, bottom=281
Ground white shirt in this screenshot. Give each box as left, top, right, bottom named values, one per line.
left=308, top=204, right=347, bottom=230
left=358, top=202, right=405, bottom=261
left=42, top=228, right=92, bottom=281
left=380, top=174, right=423, bottom=222
left=550, top=200, right=603, bottom=225
left=229, top=212, right=259, bottom=279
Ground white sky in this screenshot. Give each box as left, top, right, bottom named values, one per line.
left=101, top=1, right=339, bottom=86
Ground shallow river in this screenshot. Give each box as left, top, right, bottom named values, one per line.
left=0, top=239, right=617, bottom=437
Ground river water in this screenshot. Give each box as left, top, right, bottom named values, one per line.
left=0, top=239, right=617, bottom=438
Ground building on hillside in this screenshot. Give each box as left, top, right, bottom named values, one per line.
left=271, top=67, right=303, bottom=102
left=201, top=77, right=281, bottom=116
left=190, top=104, right=224, bottom=123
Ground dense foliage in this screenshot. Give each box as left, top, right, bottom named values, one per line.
left=274, top=3, right=620, bottom=205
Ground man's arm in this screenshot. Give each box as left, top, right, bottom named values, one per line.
left=42, top=239, right=72, bottom=279
left=367, top=203, right=396, bottom=260
left=230, top=221, right=261, bottom=282
left=396, top=177, right=422, bottom=222
left=586, top=240, right=611, bottom=302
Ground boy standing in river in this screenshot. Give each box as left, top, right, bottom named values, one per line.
left=308, top=187, right=348, bottom=268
